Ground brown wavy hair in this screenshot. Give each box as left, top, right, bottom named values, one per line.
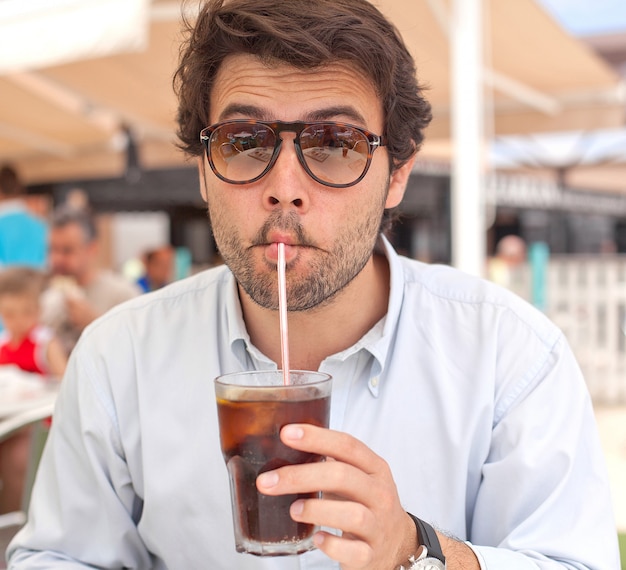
left=174, top=0, right=433, bottom=230
left=0, top=164, right=24, bottom=197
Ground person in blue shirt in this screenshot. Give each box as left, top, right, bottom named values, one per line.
left=0, top=165, right=47, bottom=270
left=136, top=246, right=175, bottom=293
left=7, top=1, right=620, bottom=568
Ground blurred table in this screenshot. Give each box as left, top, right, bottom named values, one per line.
left=0, top=366, right=58, bottom=424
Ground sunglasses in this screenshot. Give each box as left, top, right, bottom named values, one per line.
left=200, top=120, right=386, bottom=188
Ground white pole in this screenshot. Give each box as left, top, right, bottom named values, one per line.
left=451, top=0, right=485, bottom=276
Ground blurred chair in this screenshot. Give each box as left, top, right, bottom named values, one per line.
left=0, top=402, right=53, bottom=561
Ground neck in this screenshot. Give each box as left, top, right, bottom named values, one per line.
left=240, top=252, right=390, bottom=371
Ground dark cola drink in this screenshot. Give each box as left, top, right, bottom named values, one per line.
left=215, top=371, right=332, bottom=556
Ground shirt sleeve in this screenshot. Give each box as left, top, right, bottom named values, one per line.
left=468, top=334, right=621, bottom=569
left=6, top=346, right=152, bottom=568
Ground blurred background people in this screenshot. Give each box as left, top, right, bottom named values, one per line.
left=136, top=245, right=175, bottom=293
left=0, top=267, right=66, bottom=378
left=0, top=164, right=47, bottom=270
left=41, top=206, right=141, bottom=355
left=0, top=266, right=66, bottom=514
left=495, top=234, right=527, bottom=266
left=487, top=234, right=528, bottom=293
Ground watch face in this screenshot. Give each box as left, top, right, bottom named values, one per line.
left=413, top=558, right=446, bottom=570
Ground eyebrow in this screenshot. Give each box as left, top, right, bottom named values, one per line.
left=217, top=104, right=368, bottom=126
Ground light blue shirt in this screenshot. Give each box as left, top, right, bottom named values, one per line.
left=0, top=200, right=47, bottom=269
left=7, top=239, right=619, bottom=569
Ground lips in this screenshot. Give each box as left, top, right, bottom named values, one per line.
left=266, top=230, right=295, bottom=245
left=265, top=242, right=297, bottom=263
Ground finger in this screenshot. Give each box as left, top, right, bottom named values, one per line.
left=256, top=458, right=375, bottom=504
left=290, top=497, right=376, bottom=543
left=280, top=424, right=390, bottom=476
left=313, top=530, right=373, bottom=569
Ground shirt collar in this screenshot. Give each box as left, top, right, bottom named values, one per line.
left=223, top=271, right=275, bottom=369
left=356, top=235, right=405, bottom=378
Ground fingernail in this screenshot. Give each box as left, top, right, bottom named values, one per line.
left=290, top=499, right=304, bottom=516
left=313, top=532, right=325, bottom=546
left=283, top=425, right=304, bottom=440
left=257, top=471, right=279, bottom=488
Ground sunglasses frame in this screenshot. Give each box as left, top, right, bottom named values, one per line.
left=200, top=119, right=386, bottom=188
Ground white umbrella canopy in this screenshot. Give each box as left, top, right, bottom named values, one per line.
left=0, top=0, right=182, bottom=183
left=0, top=0, right=623, bottom=185
left=383, top=0, right=624, bottom=136
left=0, top=0, right=150, bottom=74
left=489, top=126, right=626, bottom=193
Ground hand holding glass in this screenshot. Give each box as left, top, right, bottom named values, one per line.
left=215, top=370, right=332, bottom=556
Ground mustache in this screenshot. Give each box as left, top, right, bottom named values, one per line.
left=251, top=211, right=315, bottom=247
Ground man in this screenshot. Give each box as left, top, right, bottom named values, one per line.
left=136, top=246, right=175, bottom=293
left=40, top=207, right=141, bottom=354
left=8, top=1, right=619, bottom=568
left=0, top=164, right=47, bottom=270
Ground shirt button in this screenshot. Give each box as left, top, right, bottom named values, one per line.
left=370, top=376, right=379, bottom=387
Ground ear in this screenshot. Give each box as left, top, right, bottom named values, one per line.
left=385, top=154, right=416, bottom=209
left=197, top=157, right=208, bottom=202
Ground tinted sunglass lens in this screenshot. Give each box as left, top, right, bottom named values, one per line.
left=300, top=124, right=369, bottom=186
left=209, top=123, right=276, bottom=182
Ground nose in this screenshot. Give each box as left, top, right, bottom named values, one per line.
left=262, top=134, right=309, bottom=211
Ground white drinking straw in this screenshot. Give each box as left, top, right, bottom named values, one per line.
left=277, top=242, right=290, bottom=385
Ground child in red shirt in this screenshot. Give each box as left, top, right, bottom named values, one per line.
left=0, top=266, right=67, bottom=513
left=0, top=324, right=61, bottom=375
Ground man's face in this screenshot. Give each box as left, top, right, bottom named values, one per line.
left=48, top=223, right=94, bottom=279
left=200, top=54, right=407, bottom=311
left=146, top=249, right=174, bottom=287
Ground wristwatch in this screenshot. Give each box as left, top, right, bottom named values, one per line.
left=397, top=513, right=446, bottom=569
